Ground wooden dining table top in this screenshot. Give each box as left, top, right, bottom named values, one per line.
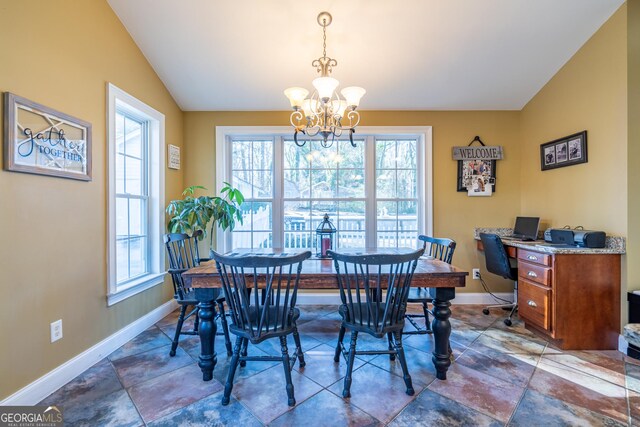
left=183, top=248, right=468, bottom=289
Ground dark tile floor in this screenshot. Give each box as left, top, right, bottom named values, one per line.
left=40, top=305, right=640, bottom=426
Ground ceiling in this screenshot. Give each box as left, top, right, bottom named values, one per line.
left=107, top=0, right=624, bottom=111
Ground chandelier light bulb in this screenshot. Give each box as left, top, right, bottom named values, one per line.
left=284, top=87, right=309, bottom=109
left=302, top=99, right=319, bottom=118
left=341, top=87, right=366, bottom=108
left=312, top=77, right=339, bottom=101
left=331, top=99, right=348, bottom=118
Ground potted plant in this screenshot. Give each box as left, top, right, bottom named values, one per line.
left=166, top=183, right=244, bottom=256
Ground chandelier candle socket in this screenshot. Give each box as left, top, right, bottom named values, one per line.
left=284, top=11, right=366, bottom=148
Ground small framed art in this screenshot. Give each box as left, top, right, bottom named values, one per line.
left=457, top=159, right=496, bottom=192
left=540, top=131, right=587, bottom=171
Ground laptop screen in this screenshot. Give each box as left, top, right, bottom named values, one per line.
left=513, top=216, right=540, bottom=240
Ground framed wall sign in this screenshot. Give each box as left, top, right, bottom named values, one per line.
left=540, top=130, right=587, bottom=171
left=168, top=144, right=180, bottom=169
left=3, top=92, right=92, bottom=181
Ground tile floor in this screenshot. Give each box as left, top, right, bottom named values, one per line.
left=40, top=305, right=640, bottom=426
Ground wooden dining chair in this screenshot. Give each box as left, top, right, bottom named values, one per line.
left=212, top=250, right=312, bottom=407
left=164, top=232, right=232, bottom=357
left=404, top=236, right=456, bottom=335
left=329, top=248, right=424, bottom=398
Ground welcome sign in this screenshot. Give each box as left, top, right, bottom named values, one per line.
left=452, top=145, right=503, bottom=160
left=4, top=92, right=92, bottom=181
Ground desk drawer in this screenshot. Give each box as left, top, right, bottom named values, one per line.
left=518, top=261, right=552, bottom=287
left=518, top=279, right=551, bottom=331
left=518, top=249, right=552, bottom=267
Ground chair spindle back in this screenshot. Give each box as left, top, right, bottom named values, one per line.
left=164, top=231, right=203, bottom=300
left=212, top=251, right=312, bottom=340
left=328, top=249, right=424, bottom=333
left=418, top=235, right=456, bottom=264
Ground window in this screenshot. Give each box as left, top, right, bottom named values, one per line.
left=107, top=84, right=165, bottom=305
left=217, top=127, right=432, bottom=253
left=283, top=139, right=367, bottom=249
left=375, top=139, right=419, bottom=248
left=231, top=139, right=274, bottom=249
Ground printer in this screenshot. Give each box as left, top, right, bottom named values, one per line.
left=543, top=228, right=606, bottom=248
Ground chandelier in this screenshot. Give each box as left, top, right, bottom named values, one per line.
left=284, top=12, right=366, bottom=148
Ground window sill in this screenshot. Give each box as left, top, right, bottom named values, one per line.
left=107, top=273, right=166, bottom=306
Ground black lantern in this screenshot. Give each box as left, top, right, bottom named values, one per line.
left=316, top=213, right=337, bottom=258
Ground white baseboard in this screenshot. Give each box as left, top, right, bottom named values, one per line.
left=619, top=334, right=628, bottom=354
left=1, top=299, right=178, bottom=406
left=296, top=292, right=514, bottom=305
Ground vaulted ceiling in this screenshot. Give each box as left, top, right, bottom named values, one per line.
left=107, top=0, right=624, bottom=111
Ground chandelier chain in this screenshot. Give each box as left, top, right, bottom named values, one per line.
left=322, top=22, right=327, bottom=58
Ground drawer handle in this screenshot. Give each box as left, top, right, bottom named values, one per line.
left=527, top=255, right=538, bottom=261
left=527, top=271, right=538, bottom=278
left=527, top=300, right=537, bottom=307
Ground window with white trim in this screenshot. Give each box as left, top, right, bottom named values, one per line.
left=218, top=128, right=431, bottom=253
left=107, top=84, right=165, bottom=305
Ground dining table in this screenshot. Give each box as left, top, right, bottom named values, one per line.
left=182, top=248, right=468, bottom=382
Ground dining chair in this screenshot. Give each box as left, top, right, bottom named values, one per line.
left=164, top=232, right=233, bottom=357
left=329, top=248, right=424, bottom=398
left=404, top=236, right=456, bottom=335
left=212, top=250, right=312, bottom=407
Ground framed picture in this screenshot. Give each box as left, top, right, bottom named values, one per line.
left=540, top=131, right=587, bottom=171
left=3, top=92, right=92, bottom=181
left=168, top=144, right=180, bottom=169
left=457, top=159, right=496, bottom=192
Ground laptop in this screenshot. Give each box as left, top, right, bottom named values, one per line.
left=503, top=216, right=540, bottom=241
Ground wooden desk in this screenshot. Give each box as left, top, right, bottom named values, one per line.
left=476, top=238, right=622, bottom=350
left=183, top=251, right=467, bottom=381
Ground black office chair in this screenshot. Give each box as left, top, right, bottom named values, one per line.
left=164, top=232, right=233, bottom=357
left=404, top=236, right=456, bottom=335
left=329, top=248, right=424, bottom=398
left=479, top=233, right=518, bottom=326
left=212, top=250, right=312, bottom=407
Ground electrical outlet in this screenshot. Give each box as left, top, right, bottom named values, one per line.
left=472, top=268, right=481, bottom=280
left=51, top=319, right=63, bottom=343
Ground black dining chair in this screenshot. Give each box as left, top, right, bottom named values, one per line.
left=404, top=236, right=456, bottom=335
left=329, top=248, right=424, bottom=398
left=212, top=250, right=312, bottom=407
left=164, top=232, right=233, bottom=357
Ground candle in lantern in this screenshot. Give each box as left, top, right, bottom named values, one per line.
left=321, top=236, right=331, bottom=257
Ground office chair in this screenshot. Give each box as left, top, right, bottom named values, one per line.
left=479, top=233, right=518, bottom=326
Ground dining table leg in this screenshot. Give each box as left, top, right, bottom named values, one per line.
left=194, top=288, right=218, bottom=381
left=429, top=287, right=455, bottom=380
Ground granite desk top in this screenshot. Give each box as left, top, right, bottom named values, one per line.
left=474, top=228, right=626, bottom=255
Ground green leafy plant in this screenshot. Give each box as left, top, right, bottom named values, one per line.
left=166, top=183, right=244, bottom=252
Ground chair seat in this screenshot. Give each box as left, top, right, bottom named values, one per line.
left=229, top=306, right=300, bottom=343
left=338, top=303, right=404, bottom=337
left=406, top=287, right=432, bottom=303
left=624, top=324, right=640, bottom=347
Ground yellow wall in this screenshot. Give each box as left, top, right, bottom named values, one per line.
left=628, top=0, right=640, bottom=294
left=0, top=1, right=183, bottom=399
left=520, top=5, right=629, bottom=321
left=184, top=110, right=522, bottom=294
